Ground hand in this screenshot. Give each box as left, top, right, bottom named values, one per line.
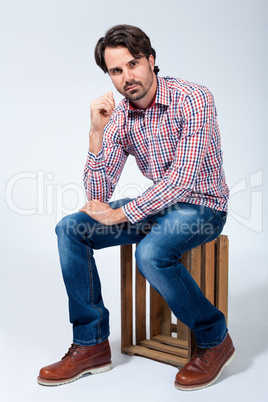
left=90, top=91, right=115, bottom=133
left=79, top=200, right=128, bottom=225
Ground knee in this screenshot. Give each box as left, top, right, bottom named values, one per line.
left=55, top=212, right=89, bottom=240
left=136, top=239, right=181, bottom=278
left=135, top=241, right=159, bottom=277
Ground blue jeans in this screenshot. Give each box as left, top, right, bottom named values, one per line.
left=55, top=198, right=228, bottom=348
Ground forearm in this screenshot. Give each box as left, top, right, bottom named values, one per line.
left=83, top=150, right=111, bottom=202
left=123, top=180, right=190, bottom=223
left=83, top=137, right=128, bottom=203
left=109, top=206, right=129, bottom=224
left=89, top=128, right=104, bottom=156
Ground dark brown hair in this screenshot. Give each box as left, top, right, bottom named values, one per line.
left=95, top=24, right=160, bottom=75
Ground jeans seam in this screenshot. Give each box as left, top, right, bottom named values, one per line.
left=171, top=265, right=203, bottom=329
left=86, top=247, right=103, bottom=340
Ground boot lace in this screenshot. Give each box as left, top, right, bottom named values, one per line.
left=195, top=347, right=212, bottom=363
left=62, top=344, right=84, bottom=359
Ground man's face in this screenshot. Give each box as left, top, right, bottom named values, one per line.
left=104, top=46, right=156, bottom=106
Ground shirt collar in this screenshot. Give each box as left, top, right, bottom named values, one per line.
left=155, top=76, right=171, bottom=107
left=124, top=76, right=171, bottom=112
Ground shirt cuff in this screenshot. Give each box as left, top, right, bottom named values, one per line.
left=86, top=149, right=105, bottom=171
left=122, top=199, right=147, bottom=223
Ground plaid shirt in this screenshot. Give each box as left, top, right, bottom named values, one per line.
left=84, top=76, right=229, bottom=223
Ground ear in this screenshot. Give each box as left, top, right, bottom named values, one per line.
left=148, top=54, right=155, bottom=72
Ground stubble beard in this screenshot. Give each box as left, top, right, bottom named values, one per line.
left=122, top=69, right=154, bottom=102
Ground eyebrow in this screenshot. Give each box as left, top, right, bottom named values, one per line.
left=108, top=58, right=139, bottom=74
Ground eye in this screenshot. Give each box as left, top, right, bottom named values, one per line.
left=111, top=68, right=121, bottom=75
left=130, top=61, right=138, bottom=68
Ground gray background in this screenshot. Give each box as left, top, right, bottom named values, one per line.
left=1, top=0, right=267, bottom=401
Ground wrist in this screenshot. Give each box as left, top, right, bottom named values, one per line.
left=111, top=207, right=129, bottom=224
left=89, top=129, right=103, bottom=155
left=89, top=128, right=104, bottom=136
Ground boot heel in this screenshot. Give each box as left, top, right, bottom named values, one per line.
left=225, top=350, right=236, bottom=367
left=88, top=362, right=112, bottom=374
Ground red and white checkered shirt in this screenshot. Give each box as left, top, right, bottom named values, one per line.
left=84, top=76, right=229, bottom=223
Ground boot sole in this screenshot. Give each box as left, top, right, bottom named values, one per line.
left=37, top=362, right=112, bottom=386
left=174, top=349, right=236, bottom=391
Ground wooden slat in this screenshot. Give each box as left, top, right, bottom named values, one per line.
left=153, top=335, right=188, bottom=350
left=189, top=245, right=202, bottom=286
left=121, top=244, right=133, bottom=352
left=149, top=287, right=171, bottom=338
left=176, top=321, right=189, bottom=343
left=201, top=240, right=215, bottom=305
left=139, top=339, right=188, bottom=358
left=122, top=345, right=188, bottom=367
left=215, top=235, right=229, bottom=323
left=159, top=298, right=171, bottom=336
left=135, top=261, right=146, bottom=344
left=150, top=287, right=162, bottom=338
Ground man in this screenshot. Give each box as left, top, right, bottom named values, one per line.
left=38, top=24, right=235, bottom=391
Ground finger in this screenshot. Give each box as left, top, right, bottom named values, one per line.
left=106, top=91, right=113, bottom=99
left=91, top=98, right=113, bottom=109
left=107, top=93, right=115, bottom=110
left=102, top=96, right=115, bottom=109
left=104, top=92, right=115, bottom=109
left=79, top=208, right=92, bottom=216
left=79, top=203, right=90, bottom=212
left=92, top=98, right=114, bottom=115
left=92, top=94, right=115, bottom=114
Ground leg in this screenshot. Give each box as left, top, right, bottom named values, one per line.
left=38, top=198, right=151, bottom=386
left=135, top=202, right=227, bottom=347
left=135, top=202, right=235, bottom=390
left=55, top=198, right=150, bottom=346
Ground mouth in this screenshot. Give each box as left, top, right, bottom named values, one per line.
left=125, top=84, right=139, bottom=91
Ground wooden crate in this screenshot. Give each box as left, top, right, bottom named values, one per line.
left=121, top=235, right=229, bottom=367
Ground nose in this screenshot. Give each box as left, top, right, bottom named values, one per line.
left=123, top=68, right=134, bottom=83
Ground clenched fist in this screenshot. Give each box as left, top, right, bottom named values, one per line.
left=90, top=91, right=115, bottom=133
left=89, top=91, right=115, bottom=155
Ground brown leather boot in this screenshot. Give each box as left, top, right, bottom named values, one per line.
left=175, top=333, right=236, bottom=391
left=37, top=339, right=112, bottom=386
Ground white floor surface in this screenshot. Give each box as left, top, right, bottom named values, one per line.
left=1, top=247, right=267, bottom=402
